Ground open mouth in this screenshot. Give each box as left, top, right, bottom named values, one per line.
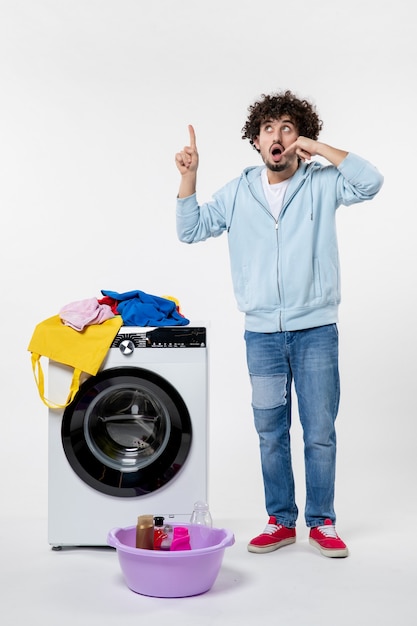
left=271, top=145, right=283, bottom=162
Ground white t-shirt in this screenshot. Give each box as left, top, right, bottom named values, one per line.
left=261, top=168, right=292, bottom=221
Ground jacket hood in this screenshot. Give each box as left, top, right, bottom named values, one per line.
left=242, top=161, right=321, bottom=187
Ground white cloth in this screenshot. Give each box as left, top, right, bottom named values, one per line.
left=261, top=168, right=291, bottom=221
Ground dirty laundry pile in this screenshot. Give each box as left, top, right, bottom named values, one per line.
left=99, top=289, right=189, bottom=327
left=59, top=289, right=189, bottom=330
left=28, top=289, right=189, bottom=408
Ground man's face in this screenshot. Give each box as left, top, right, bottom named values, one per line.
left=253, top=116, right=299, bottom=173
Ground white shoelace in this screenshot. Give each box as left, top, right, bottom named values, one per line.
left=263, top=522, right=282, bottom=535
left=317, top=524, right=338, bottom=538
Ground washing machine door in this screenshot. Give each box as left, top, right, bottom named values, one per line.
left=61, top=367, right=192, bottom=497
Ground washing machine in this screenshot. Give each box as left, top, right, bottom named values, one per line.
left=48, top=325, right=208, bottom=548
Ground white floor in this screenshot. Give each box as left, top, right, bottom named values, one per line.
left=1, top=515, right=415, bottom=625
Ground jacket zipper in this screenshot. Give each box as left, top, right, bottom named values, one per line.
left=247, top=170, right=311, bottom=332
left=275, top=176, right=310, bottom=332
left=275, top=220, right=282, bottom=331
left=248, top=184, right=289, bottom=332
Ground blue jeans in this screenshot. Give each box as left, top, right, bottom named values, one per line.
left=244, top=324, right=340, bottom=528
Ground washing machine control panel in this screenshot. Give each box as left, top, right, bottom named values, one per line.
left=111, top=327, right=206, bottom=350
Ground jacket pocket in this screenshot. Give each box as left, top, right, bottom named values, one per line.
left=313, top=257, right=322, bottom=299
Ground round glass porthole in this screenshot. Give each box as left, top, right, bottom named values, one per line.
left=61, top=367, right=192, bottom=497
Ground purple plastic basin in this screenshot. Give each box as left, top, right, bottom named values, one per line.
left=107, top=523, right=235, bottom=598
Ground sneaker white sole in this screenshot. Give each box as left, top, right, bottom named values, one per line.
left=309, top=537, right=349, bottom=558
left=247, top=536, right=296, bottom=554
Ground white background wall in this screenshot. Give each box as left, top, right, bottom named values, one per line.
left=1, top=0, right=415, bottom=527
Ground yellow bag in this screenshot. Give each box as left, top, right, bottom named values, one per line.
left=28, top=315, right=123, bottom=409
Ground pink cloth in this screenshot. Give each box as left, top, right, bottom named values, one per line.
left=59, top=297, right=115, bottom=331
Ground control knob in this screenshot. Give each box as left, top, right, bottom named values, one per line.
left=119, top=339, right=135, bottom=355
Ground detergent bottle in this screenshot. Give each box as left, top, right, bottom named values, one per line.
left=170, top=526, right=191, bottom=551
left=135, top=514, right=154, bottom=549
left=153, top=516, right=169, bottom=550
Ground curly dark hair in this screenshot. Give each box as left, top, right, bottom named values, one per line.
left=242, top=90, right=323, bottom=150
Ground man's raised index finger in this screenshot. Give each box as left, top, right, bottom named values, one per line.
left=188, top=124, right=196, bottom=148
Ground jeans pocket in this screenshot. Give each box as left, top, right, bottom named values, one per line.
left=250, top=373, right=287, bottom=410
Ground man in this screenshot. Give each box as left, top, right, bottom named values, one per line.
left=175, top=90, right=383, bottom=558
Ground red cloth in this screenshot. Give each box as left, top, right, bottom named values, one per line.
left=98, top=296, right=119, bottom=315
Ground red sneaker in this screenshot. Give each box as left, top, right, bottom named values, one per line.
left=247, top=516, right=296, bottom=553
left=309, top=519, right=349, bottom=558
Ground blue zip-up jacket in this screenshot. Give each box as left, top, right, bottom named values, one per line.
left=176, top=153, right=384, bottom=332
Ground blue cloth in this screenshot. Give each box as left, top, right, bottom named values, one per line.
left=101, top=290, right=189, bottom=326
